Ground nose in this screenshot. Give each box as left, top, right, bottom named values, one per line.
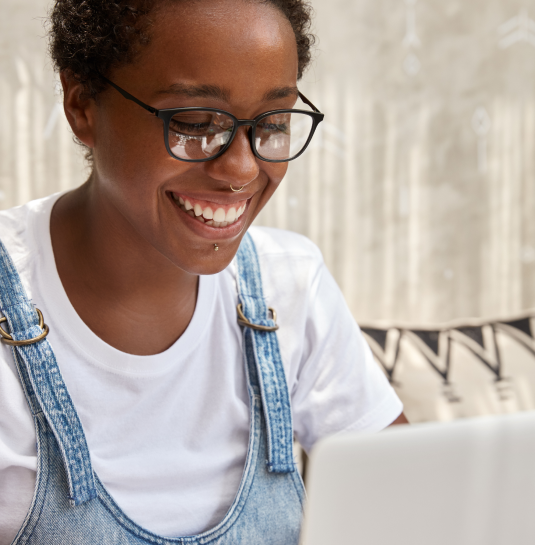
left=203, top=126, right=259, bottom=189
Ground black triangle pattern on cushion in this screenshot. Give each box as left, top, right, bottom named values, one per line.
left=504, top=318, right=532, bottom=338
left=455, top=326, right=485, bottom=348
left=359, top=313, right=535, bottom=393
left=360, top=328, right=388, bottom=351
left=412, top=330, right=440, bottom=355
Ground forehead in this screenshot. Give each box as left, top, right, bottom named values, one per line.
left=125, top=0, right=298, bottom=106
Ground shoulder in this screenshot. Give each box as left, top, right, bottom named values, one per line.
left=0, top=201, right=34, bottom=259
left=0, top=194, right=57, bottom=258
left=247, top=226, right=323, bottom=267
left=242, top=227, right=326, bottom=302
left=0, top=193, right=60, bottom=296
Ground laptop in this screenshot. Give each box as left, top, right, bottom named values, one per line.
left=300, top=411, right=535, bottom=545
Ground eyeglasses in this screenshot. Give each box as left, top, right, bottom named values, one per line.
left=99, top=74, right=324, bottom=163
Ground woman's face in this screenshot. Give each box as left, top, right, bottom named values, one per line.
left=85, top=0, right=299, bottom=275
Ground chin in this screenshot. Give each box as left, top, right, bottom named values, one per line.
left=168, top=241, right=243, bottom=276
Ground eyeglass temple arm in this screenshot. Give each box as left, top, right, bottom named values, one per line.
left=98, top=73, right=160, bottom=116
left=98, top=73, right=320, bottom=118
left=298, top=91, right=321, bottom=114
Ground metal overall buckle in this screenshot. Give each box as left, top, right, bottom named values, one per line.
left=0, top=308, right=50, bottom=346
left=237, top=304, right=279, bottom=332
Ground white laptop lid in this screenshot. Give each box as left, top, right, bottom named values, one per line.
left=301, top=411, right=535, bottom=545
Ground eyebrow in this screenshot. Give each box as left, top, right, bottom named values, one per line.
left=156, top=83, right=231, bottom=101
left=155, top=83, right=299, bottom=103
left=262, top=86, right=299, bottom=101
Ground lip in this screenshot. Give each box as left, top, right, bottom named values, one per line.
left=167, top=192, right=250, bottom=241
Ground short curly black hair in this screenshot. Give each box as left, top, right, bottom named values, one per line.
left=48, top=0, right=315, bottom=99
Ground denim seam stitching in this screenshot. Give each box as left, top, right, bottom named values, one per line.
left=236, top=233, right=295, bottom=472
left=15, top=342, right=97, bottom=505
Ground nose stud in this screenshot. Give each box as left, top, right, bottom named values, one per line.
left=230, top=184, right=245, bottom=192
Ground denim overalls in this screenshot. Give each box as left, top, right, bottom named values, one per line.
left=3, top=233, right=305, bottom=544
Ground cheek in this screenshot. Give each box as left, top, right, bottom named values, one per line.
left=93, top=106, right=190, bottom=204
left=252, top=162, right=288, bottom=216
left=95, top=109, right=164, bottom=185
left=265, top=163, right=287, bottom=193
left=91, top=108, right=205, bottom=252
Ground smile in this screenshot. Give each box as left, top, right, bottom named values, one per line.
left=171, top=192, right=247, bottom=228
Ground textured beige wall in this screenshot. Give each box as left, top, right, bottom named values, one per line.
left=2, top=0, right=535, bottom=325
left=0, top=0, right=88, bottom=205
left=257, top=0, right=535, bottom=324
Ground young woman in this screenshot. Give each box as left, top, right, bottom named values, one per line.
left=0, top=0, right=406, bottom=543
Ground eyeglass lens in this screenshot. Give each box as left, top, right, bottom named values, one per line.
left=167, top=110, right=314, bottom=161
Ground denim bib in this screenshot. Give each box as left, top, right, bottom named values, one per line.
left=3, top=232, right=305, bottom=545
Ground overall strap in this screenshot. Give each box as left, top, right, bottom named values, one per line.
left=0, top=239, right=96, bottom=506
left=236, top=233, right=295, bottom=473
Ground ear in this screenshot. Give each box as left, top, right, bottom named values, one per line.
left=60, top=71, right=96, bottom=149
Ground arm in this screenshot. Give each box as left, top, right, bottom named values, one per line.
left=388, top=412, right=409, bottom=426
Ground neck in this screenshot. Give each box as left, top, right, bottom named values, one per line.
left=50, top=178, right=199, bottom=356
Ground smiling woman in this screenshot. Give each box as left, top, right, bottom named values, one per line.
left=0, top=1, right=404, bottom=544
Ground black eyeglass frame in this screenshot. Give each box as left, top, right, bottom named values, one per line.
left=99, top=74, right=324, bottom=163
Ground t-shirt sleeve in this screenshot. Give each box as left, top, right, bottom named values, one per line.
left=290, top=258, right=403, bottom=453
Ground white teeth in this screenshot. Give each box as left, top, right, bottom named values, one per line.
left=176, top=198, right=246, bottom=228
left=213, top=208, right=226, bottom=222
left=225, top=208, right=236, bottom=223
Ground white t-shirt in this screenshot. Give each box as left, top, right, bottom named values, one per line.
left=0, top=193, right=402, bottom=543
